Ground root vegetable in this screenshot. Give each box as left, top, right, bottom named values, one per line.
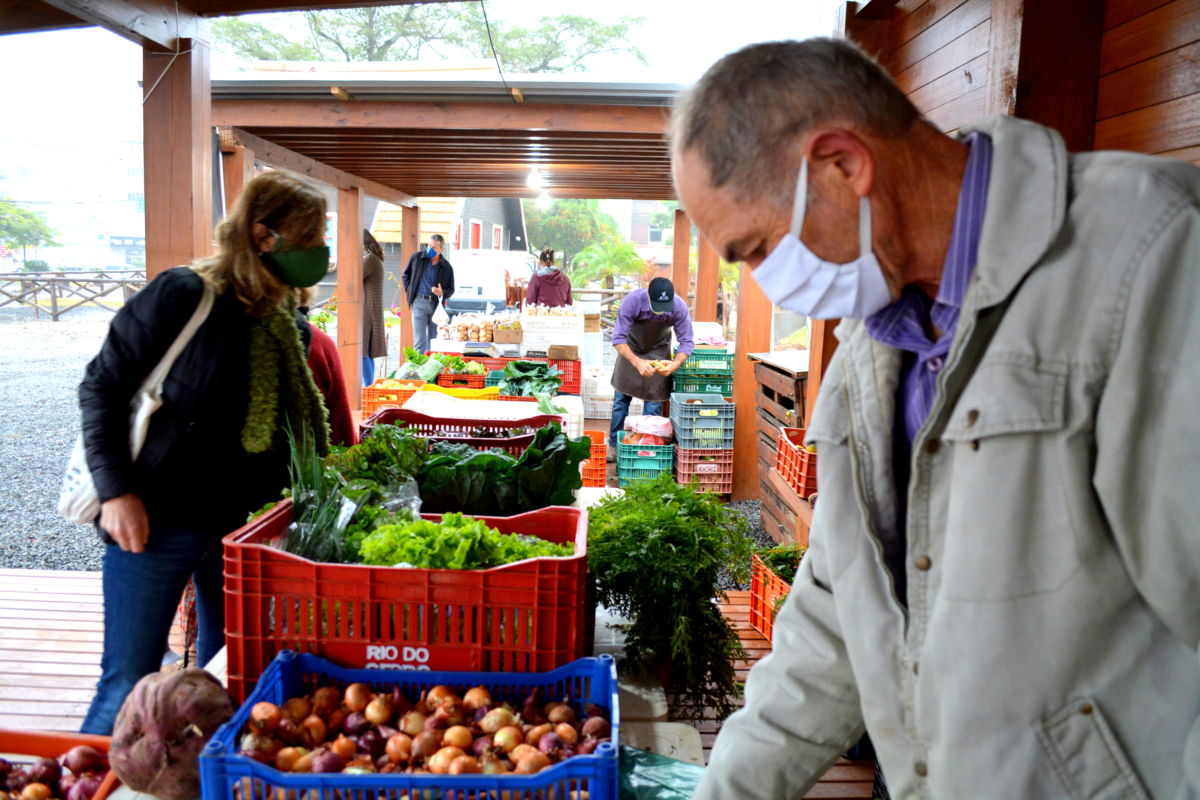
left=442, top=726, right=473, bottom=750
left=330, top=735, right=357, bottom=761
left=273, top=747, right=307, bottom=772
left=537, top=732, right=563, bottom=755
left=448, top=755, right=480, bottom=775
left=462, top=687, right=492, bottom=712
left=581, top=717, right=611, bottom=739
left=341, top=712, right=369, bottom=738
left=20, top=782, right=51, bottom=800
left=343, top=683, right=371, bottom=713
left=411, top=731, right=442, bottom=761
left=364, top=696, right=393, bottom=726
left=110, top=668, right=235, bottom=800
left=311, top=687, right=340, bottom=718
left=525, top=724, right=553, bottom=746
left=28, top=759, right=60, bottom=787
left=282, top=697, right=311, bottom=724
left=515, top=752, right=552, bottom=774
left=399, top=710, right=426, bottom=737
left=508, top=744, right=538, bottom=764
left=480, top=708, right=515, bottom=734
left=424, top=685, right=457, bottom=713
left=249, top=702, right=282, bottom=735
left=546, top=704, right=576, bottom=725
left=385, top=734, right=412, bottom=764
left=66, top=775, right=102, bottom=800
left=310, top=752, right=345, bottom=774
left=299, top=715, right=326, bottom=748
left=426, top=746, right=466, bottom=775
left=61, top=747, right=104, bottom=777
left=470, top=735, right=492, bottom=758
left=357, top=729, right=386, bottom=760
left=555, top=723, right=579, bottom=745
left=491, top=726, right=523, bottom=754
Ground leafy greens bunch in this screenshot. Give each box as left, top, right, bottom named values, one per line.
left=497, top=360, right=563, bottom=397
left=360, top=512, right=571, bottom=569
left=757, top=543, right=807, bottom=585
left=587, top=473, right=753, bottom=720
left=418, top=422, right=590, bottom=516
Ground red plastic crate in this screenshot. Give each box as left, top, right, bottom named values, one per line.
left=430, top=353, right=508, bottom=374
left=775, top=427, right=818, bottom=499
left=674, top=445, right=733, bottom=494
left=360, top=379, right=425, bottom=415
left=222, top=500, right=590, bottom=702
left=0, top=730, right=121, bottom=799
left=748, top=553, right=791, bottom=643
left=358, top=407, right=560, bottom=454
left=580, top=430, right=608, bottom=487
left=430, top=354, right=580, bottom=394
left=435, top=372, right=487, bottom=389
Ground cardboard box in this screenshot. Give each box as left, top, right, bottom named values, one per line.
left=548, top=344, right=580, bottom=360
left=584, top=314, right=601, bottom=333
left=493, top=328, right=522, bottom=344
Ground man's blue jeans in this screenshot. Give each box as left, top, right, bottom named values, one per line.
left=609, top=391, right=662, bottom=448
left=411, top=296, right=439, bottom=355
left=362, top=356, right=375, bottom=387
left=79, top=523, right=225, bottom=734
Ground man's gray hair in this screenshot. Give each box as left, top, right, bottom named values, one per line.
left=430, top=233, right=445, bottom=244
left=672, top=38, right=920, bottom=203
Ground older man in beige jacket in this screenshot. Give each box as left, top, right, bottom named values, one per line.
left=673, top=38, right=1200, bottom=799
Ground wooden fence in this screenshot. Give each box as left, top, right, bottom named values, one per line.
left=0, top=270, right=146, bottom=321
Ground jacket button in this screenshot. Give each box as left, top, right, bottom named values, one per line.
left=925, top=439, right=941, bottom=454
left=915, top=555, right=932, bottom=571
left=915, top=761, right=928, bottom=777
left=1080, top=704, right=1094, bottom=715
left=913, top=662, right=920, bottom=675
left=966, top=409, right=980, bottom=426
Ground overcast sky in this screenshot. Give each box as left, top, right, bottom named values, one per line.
left=0, top=0, right=843, bottom=196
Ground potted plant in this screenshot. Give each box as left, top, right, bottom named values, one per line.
left=587, top=473, right=752, bottom=719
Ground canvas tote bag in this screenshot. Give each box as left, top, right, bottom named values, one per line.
left=58, top=281, right=215, bottom=524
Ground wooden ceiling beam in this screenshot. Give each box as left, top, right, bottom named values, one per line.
left=188, top=0, right=459, bottom=14
left=215, top=100, right=671, bottom=136
left=0, top=0, right=89, bottom=36
left=36, top=0, right=208, bottom=49
left=227, top=127, right=416, bottom=208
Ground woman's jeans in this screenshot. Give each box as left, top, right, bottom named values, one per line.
left=79, top=523, right=225, bottom=734
left=609, top=391, right=662, bottom=447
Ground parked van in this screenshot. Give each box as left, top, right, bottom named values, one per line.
left=445, top=249, right=537, bottom=316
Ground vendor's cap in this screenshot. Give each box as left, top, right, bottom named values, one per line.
left=648, top=277, right=675, bottom=313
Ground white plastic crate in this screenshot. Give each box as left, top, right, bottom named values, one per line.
left=583, top=395, right=641, bottom=420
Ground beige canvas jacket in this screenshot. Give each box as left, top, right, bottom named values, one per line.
left=696, top=115, right=1200, bottom=799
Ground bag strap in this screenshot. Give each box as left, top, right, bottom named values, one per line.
left=140, top=279, right=216, bottom=394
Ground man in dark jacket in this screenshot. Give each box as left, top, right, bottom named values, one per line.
left=401, top=233, right=455, bottom=354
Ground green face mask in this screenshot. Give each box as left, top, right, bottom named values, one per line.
left=262, top=229, right=330, bottom=288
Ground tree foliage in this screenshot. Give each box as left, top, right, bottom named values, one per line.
left=213, top=6, right=646, bottom=71
left=522, top=199, right=622, bottom=269
left=0, top=199, right=59, bottom=266
left=572, top=240, right=646, bottom=289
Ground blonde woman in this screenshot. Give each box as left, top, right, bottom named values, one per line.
left=78, top=171, right=332, bottom=733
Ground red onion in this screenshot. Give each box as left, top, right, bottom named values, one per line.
left=66, top=775, right=102, bottom=800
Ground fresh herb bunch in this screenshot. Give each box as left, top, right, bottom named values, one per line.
left=282, top=424, right=363, bottom=564
left=498, top=360, right=563, bottom=397
left=323, top=424, right=428, bottom=488
left=587, top=474, right=753, bottom=720
left=757, top=543, right=807, bottom=585
left=359, top=512, right=572, bottom=569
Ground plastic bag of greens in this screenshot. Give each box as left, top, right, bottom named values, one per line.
left=396, top=361, right=422, bottom=380
left=417, top=359, right=445, bottom=383
left=619, top=745, right=705, bottom=799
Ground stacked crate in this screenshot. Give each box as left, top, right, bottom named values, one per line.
left=671, top=392, right=736, bottom=496
left=671, top=349, right=735, bottom=397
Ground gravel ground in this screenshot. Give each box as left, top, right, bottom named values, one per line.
left=0, top=306, right=115, bottom=570
left=719, top=499, right=772, bottom=592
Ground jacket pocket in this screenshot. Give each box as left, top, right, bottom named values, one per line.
left=1037, top=698, right=1150, bottom=800
left=937, top=358, right=1079, bottom=600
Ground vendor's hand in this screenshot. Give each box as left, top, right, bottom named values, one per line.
left=657, top=360, right=681, bottom=377
left=635, top=358, right=658, bottom=378
left=99, top=494, right=150, bottom=553
left=432, top=283, right=443, bottom=297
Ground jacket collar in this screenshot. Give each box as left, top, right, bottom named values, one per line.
left=959, top=115, right=1068, bottom=309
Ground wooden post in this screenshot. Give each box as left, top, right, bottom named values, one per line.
left=143, top=38, right=211, bottom=279
left=671, top=209, right=691, bottom=308
left=220, top=145, right=254, bottom=217
left=336, top=186, right=364, bottom=407
left=399, top=204, right=420, bottom=353
left=732, top=263, right=774, bottom=501
left=694, top=238, right=719, bottom=322
left=804, top=319, right=840, bottom=427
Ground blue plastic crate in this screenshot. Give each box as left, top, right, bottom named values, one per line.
left=201, top=650, right=619, bottom=800
left=670, top=393, right=735, bottom=449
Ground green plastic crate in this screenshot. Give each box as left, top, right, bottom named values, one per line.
left=485, top=370, right=505, bottom=388
left=673, top=374, right=733, bottom=395
left=677, top=350, right=735, bottom=374
left=616, top=440, right=674, bottom=486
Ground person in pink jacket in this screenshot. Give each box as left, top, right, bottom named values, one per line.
left=525, top=248, right=572, bottom=307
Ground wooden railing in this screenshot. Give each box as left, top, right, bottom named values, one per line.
left=0, top=270, right=146, bottom=321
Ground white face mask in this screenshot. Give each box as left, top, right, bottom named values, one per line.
left=751, top=159, right=893, bottom=319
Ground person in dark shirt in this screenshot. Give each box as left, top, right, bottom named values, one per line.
left=401, top=234, right=455, bottom=353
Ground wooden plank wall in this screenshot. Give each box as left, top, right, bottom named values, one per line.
left=881, top=0, right=994, bottom=133
left=1094, top=0, right=1200, bottom=164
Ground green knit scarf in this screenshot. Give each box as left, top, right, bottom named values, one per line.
left=242, top=295, right=331, bottom=456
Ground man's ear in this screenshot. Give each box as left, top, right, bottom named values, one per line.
left=806, top=129, right=875, bottom=199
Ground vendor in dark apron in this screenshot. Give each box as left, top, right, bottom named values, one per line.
left=609, top=277, right=696, bottom=454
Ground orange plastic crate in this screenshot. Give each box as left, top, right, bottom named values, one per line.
left=435, top=372, right=487, bottom=389
left=775, top=427, right=818, bottom=499
left=360, top=380, right=425, bottom=415
left=674, top=445, right=733, bottom=494
left=0, top=729, right=121, bottom=799
left=748, top=553, right=792, bottom=643
left=580, top=430, right=608, bottom=487
left=222, top=500, right=590, bottom=702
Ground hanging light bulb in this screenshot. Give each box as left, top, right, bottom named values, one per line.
left=526, top=167, right=544, bottom=190
left=537, top=191, right=552, bottom=210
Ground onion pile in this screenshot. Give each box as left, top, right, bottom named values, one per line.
left=0, top=746, right=110, bottom=800
left=237, top=682, right=611, bottom=777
